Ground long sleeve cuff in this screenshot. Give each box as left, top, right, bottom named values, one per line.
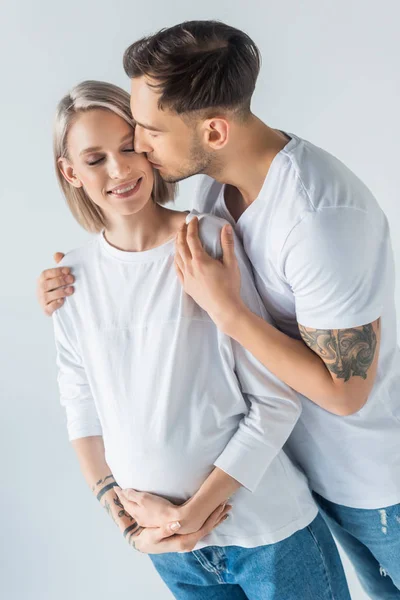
left=65, top=405, right=103, bottom=441
left=214, top=429, right=279, bottom=493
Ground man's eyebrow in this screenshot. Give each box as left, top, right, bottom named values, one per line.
left=79, top=133, right=133, bottom=155
left=134, top=120, right=165, bottom=133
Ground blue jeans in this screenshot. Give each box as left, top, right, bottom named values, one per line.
left=149, top=514, right=350, bottom=599
left=314, top=492, right=400, bottom=599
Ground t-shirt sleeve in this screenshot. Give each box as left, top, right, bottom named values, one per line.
left=190, top=212, right=302, bottom=492
left=281, top=207, right=389, bottom=330
left=191, top=175, right=222, bottom=214
left=53, top=307, right=102, bottom=441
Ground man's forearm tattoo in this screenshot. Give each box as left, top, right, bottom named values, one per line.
left=298, top=322, right=378, bottom=382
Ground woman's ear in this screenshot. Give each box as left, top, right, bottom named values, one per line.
left=58, top=157, right=83, bottom=188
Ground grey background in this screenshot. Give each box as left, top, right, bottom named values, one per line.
left=1, top=1, right=399, bottom=598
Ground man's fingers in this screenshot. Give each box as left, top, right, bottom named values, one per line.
left=174, top=259, right=184, bottom=285
left=221, top=224, right=235, bottom=267
left=39, top=266, right=70, bottom=283
left=176, top=223, right=192, bottom=265
left=186, top=218, right=205, bottom=261
left=175, top=251, right=184, bottom=273
left=54, top=252, right=65, bottom=264
left=45, top=299, right=65, bottom=316
left=45, top=286, right=74, bottom=305
left=43, top=274, right=75, bottom=293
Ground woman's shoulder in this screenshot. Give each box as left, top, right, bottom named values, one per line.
left=185, top=210, right=230, bottom=259
left=57, top=236, right=100, bottom=271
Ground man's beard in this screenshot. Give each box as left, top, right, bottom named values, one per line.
left=160, top=138, right=218, bottom=184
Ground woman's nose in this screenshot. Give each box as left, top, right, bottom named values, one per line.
left=109, top=157, right=131, bottom=179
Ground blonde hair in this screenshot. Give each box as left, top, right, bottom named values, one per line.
left=53, top=80, right=176, bottom=232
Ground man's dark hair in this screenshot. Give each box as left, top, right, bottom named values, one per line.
left=123, top=20, right=261, bottom=118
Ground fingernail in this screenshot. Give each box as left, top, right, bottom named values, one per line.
left=223, top=515, right=229, bottom=520
left=170, top=521, right=181, bottom=532
left=62, top=268, right=69, bottom=275
left=226, top=225, right=232, bottom=235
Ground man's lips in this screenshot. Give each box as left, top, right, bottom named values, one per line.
left=148, top=160, right=162, bottom=168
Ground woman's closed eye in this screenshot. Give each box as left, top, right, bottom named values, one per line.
left=87, top=156, right=104, bottom=166
left=87, top=148, right=135, bottom=166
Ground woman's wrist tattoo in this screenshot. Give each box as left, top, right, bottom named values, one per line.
left=96, top=481, right=119, bottom=503
left=92, top=474, right=138, bottom=530
left=91, top=474, right=115, bottom=492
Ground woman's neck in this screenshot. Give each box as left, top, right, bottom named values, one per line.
left=104, top=201, right=186, bottom=253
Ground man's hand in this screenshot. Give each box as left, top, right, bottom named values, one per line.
left=174, top=218, right=244, bottom=333
left=130, top=504, right=230, bottom=554
left=116, top=488, right=231, bottom=535
left=36, top=252, right=75, bottom=316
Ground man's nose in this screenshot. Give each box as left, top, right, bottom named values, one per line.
left=134, top=127, right=153, bottom=154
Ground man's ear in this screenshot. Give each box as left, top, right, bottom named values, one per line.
left=58, top=158, right=83, bottom=188
left=202, top=117, right=229, bottom=150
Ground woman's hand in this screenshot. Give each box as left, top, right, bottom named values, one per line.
left=116, top=488, right=181, bottom=529
left=116, top=488, right=231, bottom=535
left=130, top=504, right=230, bottom=554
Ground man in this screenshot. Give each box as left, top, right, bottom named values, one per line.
left=38, top=21, right=400, bottom=598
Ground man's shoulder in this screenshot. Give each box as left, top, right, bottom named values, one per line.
left=284, top=135, right=379, bottom=214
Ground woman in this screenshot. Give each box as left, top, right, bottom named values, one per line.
left=50, top=79, right=350, bottom=599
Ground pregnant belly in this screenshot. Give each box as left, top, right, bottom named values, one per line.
left=103, top=430, right=233, bottom=503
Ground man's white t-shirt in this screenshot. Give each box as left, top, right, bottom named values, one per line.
left=53, top=212, right=317, bottom=550
left=194, top=133, right=400, bottom=510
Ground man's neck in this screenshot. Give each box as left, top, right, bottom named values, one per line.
left=210, top=117, right=290, bottom=219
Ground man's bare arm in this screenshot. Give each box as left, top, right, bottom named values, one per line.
left=298, top=322, right=379, bottom=382
left=223, top=310, right=380, bottom=416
